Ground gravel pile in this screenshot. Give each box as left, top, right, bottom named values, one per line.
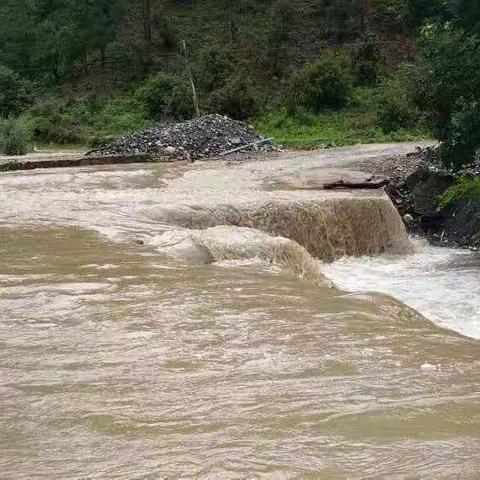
left=88, top=114, right=278, bottom=161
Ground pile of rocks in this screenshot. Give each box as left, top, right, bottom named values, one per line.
left=88, top=114, right=278, bottom=161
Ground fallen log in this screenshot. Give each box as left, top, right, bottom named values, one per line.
left=323, top=178, right=390, bottom=190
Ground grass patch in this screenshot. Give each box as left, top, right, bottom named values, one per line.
left=254, top=107, right=430, bottom=149
left=22, top=93, right=151, bottom=149
left=438, top=176, right=480, bottom=208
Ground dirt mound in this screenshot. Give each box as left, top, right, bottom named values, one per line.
left=88, top=114, right=278, bottom=161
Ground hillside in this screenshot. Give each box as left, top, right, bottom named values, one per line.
left=0, top=0, right=453, bottom=153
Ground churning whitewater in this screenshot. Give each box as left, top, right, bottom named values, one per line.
left=1, top=145, right=480, bottom=479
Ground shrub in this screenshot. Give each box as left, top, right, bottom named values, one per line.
left=0, top=117, right=31, bottom=155
left=376, top=70, right=422, bottom=132
left=195, top=45, right=237, bottom=92
left=0, top=65, right=31, bottom=117
left=208, top=75, right=260, bottom=120
left=84, top=94, right=149, bottom=147
left=24, top=93, right=150, bottom=147
left=22, top=97, right=85, bottom=145
left=414, top=28, right=480, bottom=169
left=194, top=45, right=260, bottom=119
left=353, top=34, right=383, bottom=86
left=105, top=41, right=134, bottom=68
left=288, top=54, right=353, bottom=112
left=138, top=72, right=193, bottom=121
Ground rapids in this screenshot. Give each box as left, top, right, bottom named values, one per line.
left=1, top=145, right=479, bottom=479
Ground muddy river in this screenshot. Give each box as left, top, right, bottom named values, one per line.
left=1, top=146, right=479, bottom=479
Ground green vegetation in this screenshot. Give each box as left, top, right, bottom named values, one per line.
left=438, top=177, right=480, bottom=208
left=414, top=27, right=480, bottom=169
left=20, top=94, right=149, bottom=147
left=139, top=72, right=192, bottom=121
left=0, top=0, right=477, bottom=189
left=0, top=0, right=428, bottom=154
left=0, top=117, right=31, bottom=155
left=255, top=107, right=428, bottom=150
left=375, top=68, right=423, bottom=133
left=287, top=54, right=354, bottom=112
left=0, top=65, right=31, bottom=117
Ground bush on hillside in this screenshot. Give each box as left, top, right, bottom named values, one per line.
left=288, top=54, right=353, bottom=112
left=0, top=65, right=32, bottom=117
left=376, top=69, right=422, bottom=132
left=194, top=45, right=261, bottom=120
left=84, top=95, right=149, bottom=147
left=105, top=41, right=134, bottom=68
left=138, top=72, right=193, bottom=121
left=23, top=94, right=149, bottom=147
left=0, top=117, right=31, bottom=155
left=414, top=27, right=480, bottom=168
left=438, top=176, right=480, bottom=208
left=195, top=45, right=238, bottom=92
left=23, top=97, right=85, bottom=145
left=208, top=75, right=260, bottom=120
left=353, top=34, right=383, bottom=86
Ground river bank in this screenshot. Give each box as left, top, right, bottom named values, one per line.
left=346, top=147, right=480, bottom=249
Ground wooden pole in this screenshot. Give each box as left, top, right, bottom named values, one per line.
left=181, top=40, right=200, bottom=117
left=360, top=0, right=367, bottom=35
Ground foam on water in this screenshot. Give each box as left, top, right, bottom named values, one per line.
left=148, top=226, right=331, bottom=285
left=324, top=240, right=480, bottom=338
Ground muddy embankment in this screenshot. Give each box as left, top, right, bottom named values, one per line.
left=349, top=149, right=480, bottom=249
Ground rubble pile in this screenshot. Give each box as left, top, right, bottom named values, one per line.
left=88, top=114, right=278, bottom=161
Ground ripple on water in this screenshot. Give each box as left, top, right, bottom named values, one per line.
left=1, top=158, right=480, bottom=478
left=324, top=240, right=480, bottom=339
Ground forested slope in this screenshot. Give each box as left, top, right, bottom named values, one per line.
left=0, top=0, right=479, bottom=183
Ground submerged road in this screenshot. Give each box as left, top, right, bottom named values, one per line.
left=1, top=141, right=479, bottom=479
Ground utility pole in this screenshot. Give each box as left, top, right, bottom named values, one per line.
left=181, top=40, right=200, bottom=117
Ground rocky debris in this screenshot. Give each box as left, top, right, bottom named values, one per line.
left=348, top=145, right=480, bottom=248
left=87, top=114, right=278, bottom=161
left=346, top=147, right=432, bottom=185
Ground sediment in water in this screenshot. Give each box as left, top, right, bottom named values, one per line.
left=149, top=226, right=331, bottom=285
left=147, top=195, right=413, bottom=263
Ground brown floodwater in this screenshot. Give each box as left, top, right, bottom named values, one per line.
left=1, top=150, right=479, bottom=479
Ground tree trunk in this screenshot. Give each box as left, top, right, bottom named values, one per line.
left=100, top=46, right=106, bottom=67
left=142, top=0, right=152, bottom=44
left=360, top=0, right=366, bottom=35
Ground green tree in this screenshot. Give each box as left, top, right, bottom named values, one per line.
left=0, top=117, right=31, bottom=155
left=0, top=0, right=126, bottom=81
left=138, top=72, right=192, bottom=121
left=457, top=0, right=480, bottom=33
left=415, top=25, right=480, bottom=168
left=289, top=54, right=353, bottom=112
left=0, top=0, right=38, bottom=71
left=0, top=65, right=31, bottom=117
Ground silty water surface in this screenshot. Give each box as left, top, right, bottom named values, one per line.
left=1, top=152, right=479, bottom=479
